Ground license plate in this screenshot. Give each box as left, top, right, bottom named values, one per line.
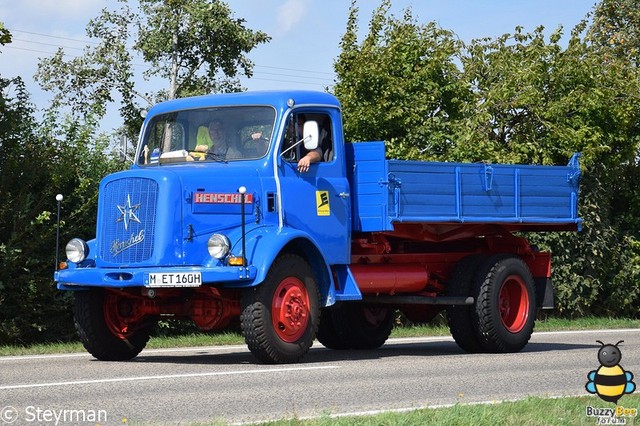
left=146, top=272, right=202, bottom=287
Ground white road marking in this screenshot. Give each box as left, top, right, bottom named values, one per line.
left=0, top=365, right=339, bottom=390
left=532, top=328, right=640, bottom=336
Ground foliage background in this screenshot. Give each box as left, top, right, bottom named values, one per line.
left=1, top=0, right=640, bottom=345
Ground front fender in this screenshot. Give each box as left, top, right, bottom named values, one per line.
left=226, top=225, right=336, bottom=306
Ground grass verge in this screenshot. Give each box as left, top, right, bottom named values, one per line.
left=252, top=394, right=640, bottom=426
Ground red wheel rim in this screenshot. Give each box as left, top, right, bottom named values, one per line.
left=271, top=277, right=311, bottom=343
left=498, top=275, right=530, bottom=333
left=104, top=294, right=135, bottom=339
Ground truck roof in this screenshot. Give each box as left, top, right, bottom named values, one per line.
left=146, top=90, right=341, bottom=116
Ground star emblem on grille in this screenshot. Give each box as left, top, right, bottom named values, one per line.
left=116, top=194, right=142, bottom=231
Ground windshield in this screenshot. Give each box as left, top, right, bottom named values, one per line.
left=138, top=106, right=275, bottom=165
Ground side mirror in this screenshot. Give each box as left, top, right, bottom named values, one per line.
left=118, top=135, right=133, bottom=163
left=280, top=119, right=320, bottom=160
left=302, top=120, right=319, bottom=150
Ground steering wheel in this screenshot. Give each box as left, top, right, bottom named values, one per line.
left=241, top=137, right=269, bottom=158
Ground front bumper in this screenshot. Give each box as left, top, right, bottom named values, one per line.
left=55, top=265, right=258, bottom=290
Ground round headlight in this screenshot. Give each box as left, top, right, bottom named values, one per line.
left=66, top=238, right=88, bottom=263
left=207, top=234, right=230, bottom=259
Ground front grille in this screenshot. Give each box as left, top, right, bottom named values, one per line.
left=99, top=178, right=158, bottom=264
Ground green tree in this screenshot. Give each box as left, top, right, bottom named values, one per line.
left=582, top=0, right=640, bottom=316
left=452, top=23, right=640, bottom=166
left=584, top=0, right=640, bottom=238
left=0, top=26, right=122, bottom=342
left=0, top=22, right=11, bottom=47
left=36, top=0, right=270, bottom=138
left=0, top=75, right=123, bottom=344
left=137, top=0, right=269, bottom=99
left=586, top=0, right=640, bottom=65
left=333, top=0, right=467, bottom=160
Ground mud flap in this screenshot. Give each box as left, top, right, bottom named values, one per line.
left=535, top=277, right=554, bottom=309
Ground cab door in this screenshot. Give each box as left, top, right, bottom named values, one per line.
left=278, top=110, right=351, bottom=264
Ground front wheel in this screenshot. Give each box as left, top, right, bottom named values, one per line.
left=240, top=254, right=320, bottom=363
left=74, top=289, right=155, bottom=361
left=474, top=256, right=536, bottom=353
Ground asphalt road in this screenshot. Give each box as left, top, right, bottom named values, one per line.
left=1, top=329, right=639, bottom=425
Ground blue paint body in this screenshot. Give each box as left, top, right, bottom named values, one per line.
left=55, top=90, right=581, bottom=307
left=345, top=141, right=582, bottom=232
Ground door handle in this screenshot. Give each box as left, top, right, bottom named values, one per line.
left=338, top=192, right=350, bottom=199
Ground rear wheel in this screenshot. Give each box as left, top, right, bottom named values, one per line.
left=446, top=255, right=485, bottom=353
left=474, top=256, right=536, bottom=352
left=329, top=303, right=394, bottom=350
left=241, top=254, right=320, bottom=363
left=74, top=289, right=155, bottom=361
left=316, top=306, right=351, bottom=350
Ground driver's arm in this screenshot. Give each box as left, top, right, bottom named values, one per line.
left=297, top=148, right=321, bottom=173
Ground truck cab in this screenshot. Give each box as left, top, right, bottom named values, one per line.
left=57, top=91, right=355, bottom=362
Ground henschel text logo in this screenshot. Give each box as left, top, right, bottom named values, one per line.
left=110, top=230, right=145, bottom=256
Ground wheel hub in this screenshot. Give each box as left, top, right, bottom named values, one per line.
left=272, top=278, right=310, bottom=343
left=104, top=295, right=134, bottom=338
left=498, top=275, right=529, bottom=333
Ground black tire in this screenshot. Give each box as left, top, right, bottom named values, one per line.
left=316, top=306, right=351, bottom=350
left=329, top=302, right=394, bottom=350
left=473, top=256, right=536, bottom=353
left=446, top=255, right=486, bottom=353
left=74, top=289, right=155, bottom=361
left=240, top=254, right=320, bottom=364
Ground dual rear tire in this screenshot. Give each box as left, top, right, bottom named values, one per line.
left=316, top=303, right=394, bottom=350
left=447, top=255, right=536, bottom=353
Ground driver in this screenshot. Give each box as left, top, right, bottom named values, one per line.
left=283, top=114, right=322, bottom=173
left=192, top=120, right=242, bottom=160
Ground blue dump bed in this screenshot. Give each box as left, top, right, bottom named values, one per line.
left=345, top=141, right=582, bottom=233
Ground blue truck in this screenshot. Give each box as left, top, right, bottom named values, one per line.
left=55, top=90, right=582, bottom=364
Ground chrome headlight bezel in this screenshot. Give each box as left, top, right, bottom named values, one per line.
left=207, top=234, right=230, bottom=259
left=66, top=238, right=88, bottom=263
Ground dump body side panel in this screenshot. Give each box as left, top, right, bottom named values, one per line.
left=346, top=141, right=581, bottom=233
left=345, top=141, right=392, bottom=232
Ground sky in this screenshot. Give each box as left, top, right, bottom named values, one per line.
left=0, top=0, right=598, bottom=132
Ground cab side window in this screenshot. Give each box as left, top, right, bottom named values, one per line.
left=281, top=113, right=333, bottom=163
